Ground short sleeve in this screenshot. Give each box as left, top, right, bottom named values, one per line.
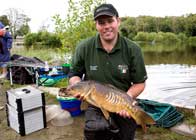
left=68, top=43, right=86, bottom=79
left=129, top=45, right=147, bottom=83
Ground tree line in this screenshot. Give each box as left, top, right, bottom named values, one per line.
left=120, top=14, right=196, bottom=40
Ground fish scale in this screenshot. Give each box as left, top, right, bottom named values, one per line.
left=107, top=92, right=117, bottom=104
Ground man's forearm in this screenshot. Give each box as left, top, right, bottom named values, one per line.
left=0, top=29, right=6, bottom=36
left=127, top=82, right=146, bottom=99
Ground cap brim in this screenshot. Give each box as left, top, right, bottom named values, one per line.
left=94, top=12, right=115, bottom=20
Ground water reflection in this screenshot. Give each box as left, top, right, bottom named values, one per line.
left=139, top=42, right=196, bottom=65
left=143, top=51, right=196, bottom=65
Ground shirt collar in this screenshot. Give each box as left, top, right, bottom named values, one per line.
left=95, top=33, right=121, bottom=53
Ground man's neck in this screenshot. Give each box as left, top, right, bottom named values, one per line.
left=100, top=35, right=118, bottom=53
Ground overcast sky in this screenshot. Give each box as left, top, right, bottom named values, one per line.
left=1, top=0, right=196, bottom=32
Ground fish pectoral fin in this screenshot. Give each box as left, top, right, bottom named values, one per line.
left=100, top=107, right=110, bottom=120
left=80, top=101, right=89, bottom=111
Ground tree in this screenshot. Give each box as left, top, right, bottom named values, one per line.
left=53, top=0, right=106, bottom=52
left=4, top=8, right=31, bottom=38
left=0, top=15, right=10, bottom=26
left=120, top=17, right=137, bottom=39
left=185, top=14, right=196, bottom=37
left=16, top=24, right=30, bottom=36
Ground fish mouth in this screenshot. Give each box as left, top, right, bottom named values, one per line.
left=58, top=87, right=72, bottom=97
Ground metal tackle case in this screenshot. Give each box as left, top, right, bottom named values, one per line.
left=6, top=86, right=46, bottom=136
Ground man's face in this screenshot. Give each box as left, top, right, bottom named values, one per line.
left=95, top=15, right=120, bottom=42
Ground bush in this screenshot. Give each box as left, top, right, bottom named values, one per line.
left=154, top=32, right=164, bottom=42
left=163, top=32, right=181, bottom=44
left=133, top=32, right=148, bottom=41
left=134, top=32, right=181, bottom=45
left=24, top=31, right=62, bottom=48
left=44, top=34, right=62, bottom=47
left=177, top=33, right=188, bottom=43
left=147, top=32, right=157, bottom=42
left=24, top=33, right=38, bottom=46
left=188, top=37, right=196, bottom=47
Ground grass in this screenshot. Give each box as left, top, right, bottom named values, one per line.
left=54, top=78, right=69, bottom=88
left=44, top=93, right=59, bottom=105
left=178, top=108, right=196, bottom=125
left=136, top=126, right=191, bottom=140
left=11, top=46, right=67, bottom=64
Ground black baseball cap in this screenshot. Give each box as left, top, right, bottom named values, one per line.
left=94, top=4, right=119, bottom=20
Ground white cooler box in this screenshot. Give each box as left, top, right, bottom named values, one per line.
left=6, top=104, right=46, bottom=136
left=6, top=86, right=46, bottom=136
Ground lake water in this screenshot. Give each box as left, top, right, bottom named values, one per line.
left=139, top=50, right=196, bottom=109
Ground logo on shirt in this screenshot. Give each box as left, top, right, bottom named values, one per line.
left=90, top=65, right=98, bottom=71
left=118, top=65, right=128, bottom=74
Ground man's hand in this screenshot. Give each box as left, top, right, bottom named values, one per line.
left=0, top=29, right=6, bottom=37
left=117, top=110, right=131, bottom=118
left=68, top=76, right=83, bottom=100
left=69, top=76, right=81, bottom=85
left=73, top=93, right=84, bottom=100
left=117, top=100, right=137, bottom=118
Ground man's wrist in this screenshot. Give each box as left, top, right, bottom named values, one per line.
left=127, top=91, right=134, bottom=99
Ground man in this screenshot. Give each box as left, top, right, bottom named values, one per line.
left=0, top=22, right=13, bottom=79
left=68, top=3, right=147, bottom=140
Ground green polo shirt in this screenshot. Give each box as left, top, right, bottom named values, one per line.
left=69, top=33, right=147, bottom=91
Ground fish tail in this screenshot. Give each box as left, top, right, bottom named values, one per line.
left=141, top=123, right=147, bottom=133
left=134, top=109, right=155, bottom=132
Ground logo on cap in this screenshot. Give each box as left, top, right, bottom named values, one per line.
left=94, top=4, right=119, bottom=20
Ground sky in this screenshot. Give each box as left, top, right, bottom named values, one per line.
left=1, top=0, right=196, bottom=32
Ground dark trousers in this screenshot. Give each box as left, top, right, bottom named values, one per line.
left=84, top=106, right=137, bottom=140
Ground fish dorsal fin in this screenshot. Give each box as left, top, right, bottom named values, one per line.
left=105, top=83, right=118, bottom=89
left=104, top=83, right=125, bottom=93
left=100, top=107, right=110, bottom=120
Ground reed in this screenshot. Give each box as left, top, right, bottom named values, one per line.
left=11, top=46, right=66, bottom=64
